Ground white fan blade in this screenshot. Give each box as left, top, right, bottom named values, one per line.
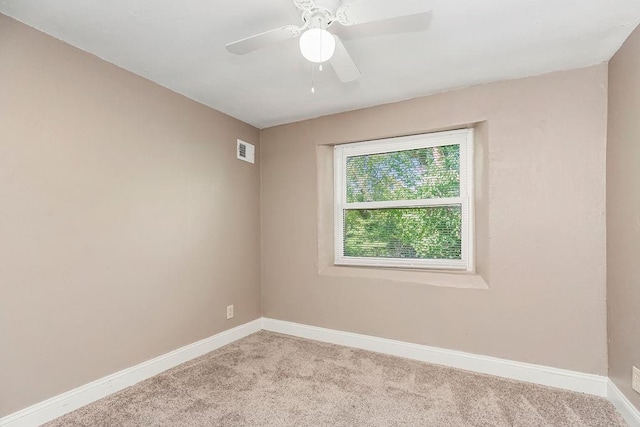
left=226, top=25, right=300, bottom=55
left=330, top=35, right=360, bottom=83
left=337, top=0, right=431, bottom=26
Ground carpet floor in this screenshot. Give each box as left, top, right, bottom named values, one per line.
left=45, top=331, right=626, bottom=426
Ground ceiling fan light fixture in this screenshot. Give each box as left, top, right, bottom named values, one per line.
left=299, top=28, right=335, bottom=63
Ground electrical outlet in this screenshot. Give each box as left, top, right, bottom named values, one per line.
left=633, top=366, right=640, bottom=394
left=226, top=305, right=234, bottom=320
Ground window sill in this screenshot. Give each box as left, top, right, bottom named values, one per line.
left=318, top=265, right=489, bottom=289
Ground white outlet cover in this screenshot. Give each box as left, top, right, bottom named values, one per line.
left=226, top=305, right=234, bottom=320
left=633, top=366, right=640, bottom=393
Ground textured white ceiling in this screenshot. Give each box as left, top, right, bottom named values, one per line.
left=1, top=0, right=639, bottom=128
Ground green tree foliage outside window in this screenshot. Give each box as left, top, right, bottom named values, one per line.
left=343, top=145, right=462, bottom=260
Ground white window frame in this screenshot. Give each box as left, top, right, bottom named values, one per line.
left=334, top=129, right=474, bottom=271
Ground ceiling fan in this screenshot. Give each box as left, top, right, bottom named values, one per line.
left=225, top=0, right=431, bottom=83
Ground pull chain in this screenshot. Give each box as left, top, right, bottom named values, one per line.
left=312, top=28, right=324, bottom=93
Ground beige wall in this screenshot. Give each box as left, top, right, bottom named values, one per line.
left=0, top=14, right=261, bottom=416
left=261, top=64, right=609, bottom=375
left=607, top=24, right=640, bottom=410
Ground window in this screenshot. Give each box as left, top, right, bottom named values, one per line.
left=334, top=129, right=474, bottom=270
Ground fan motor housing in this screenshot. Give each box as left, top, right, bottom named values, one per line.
left=298, top=0, right=341, bottom=28
left=304, top=10, right=333, bottom=29
left=295, top=0, right=341, bottom=12
left=313, top=0, right=341, bottom=12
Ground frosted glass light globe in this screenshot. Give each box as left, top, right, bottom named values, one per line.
left=299, top=28, right=336, bottom=63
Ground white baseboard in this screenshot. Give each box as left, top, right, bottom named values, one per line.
left=4, top=317, right=634, bottom=427
left=607, top=379, right=640, bottom=427
left=262, top=318, right=609, bottom=397
left=0, top=319, right=262, bottom=427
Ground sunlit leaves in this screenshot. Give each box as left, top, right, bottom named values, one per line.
left=345, top=145, right=460, bottom=203
left=343, top=144, right=462, bottom=260
left=344, top=207, right=462, bottom=260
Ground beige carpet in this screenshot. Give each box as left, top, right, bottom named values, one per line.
left=45, top=331, right=625, bottom=426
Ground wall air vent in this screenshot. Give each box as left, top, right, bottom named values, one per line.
left=237, top=139, right=255, bottom=164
